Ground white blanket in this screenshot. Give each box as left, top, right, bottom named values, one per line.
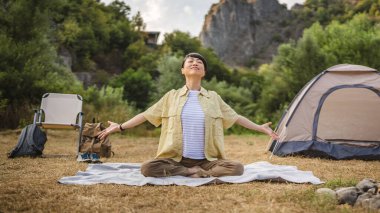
left=58, top=161, right=323, bottom=187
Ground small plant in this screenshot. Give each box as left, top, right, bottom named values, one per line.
left=272, top=34, right=283, bottom=43
left=324, top=178, right=358, bottom=189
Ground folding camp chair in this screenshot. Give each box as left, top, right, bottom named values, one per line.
left=33, top=93, right=84, bottom=155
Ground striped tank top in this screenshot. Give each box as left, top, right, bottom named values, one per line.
left=181, top=90, right=205, bottom=159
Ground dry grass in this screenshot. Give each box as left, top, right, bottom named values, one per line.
left=0, top=129, right=379, bottom=213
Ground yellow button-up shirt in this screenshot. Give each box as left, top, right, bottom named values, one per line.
left=143, top=85, right=239, bottom=162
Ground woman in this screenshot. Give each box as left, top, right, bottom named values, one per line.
left=98, top=53, right=279, bottom=178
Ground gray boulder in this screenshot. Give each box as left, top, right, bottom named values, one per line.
left=336, top=187, right=360, bottom=206
left=356, top=178, right=378, bottom=193
left=316, top=188, right=337, bottom=199
left=356, top=193, right=380, bottom=210
left=368, top=188, right=377, bottom=195
left=355, top=192, right=373, bottom=208
left=369, top=194, right=380, bottom=210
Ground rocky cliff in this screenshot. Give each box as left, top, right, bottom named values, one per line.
left=200, top=0, right=304, bottom=67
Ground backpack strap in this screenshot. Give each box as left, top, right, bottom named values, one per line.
left=90, top=137, right=96, bottom=154
left=26, top=124, right=45, bottom=154
left=8, top=126, right=29, bottom=158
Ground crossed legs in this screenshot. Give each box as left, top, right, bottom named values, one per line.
left=140, top=157, right=244, bottom=178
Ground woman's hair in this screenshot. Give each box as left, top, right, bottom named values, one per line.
left=181, top=53, right=208, bottom=71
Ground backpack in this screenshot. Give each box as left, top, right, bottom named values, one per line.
left=8, top=124, right=47, bottom=158
left=79, top=123, right=113, bottom=158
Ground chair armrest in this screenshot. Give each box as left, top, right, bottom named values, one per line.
left=33, top=109, right=44, bottom=124
left=77, top=112, right=84, bottom=128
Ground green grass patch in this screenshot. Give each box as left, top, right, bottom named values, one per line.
left=323, top=178, right=358, bottom=189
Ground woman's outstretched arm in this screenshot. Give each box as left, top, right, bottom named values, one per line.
left=98, top=113, right=147, bottom=140
left=235, top=115, right=279, bottom=140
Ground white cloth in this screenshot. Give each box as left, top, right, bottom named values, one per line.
left=58, top=161, right=324, bottom=187
left=181, top=90, right=205, bottom=159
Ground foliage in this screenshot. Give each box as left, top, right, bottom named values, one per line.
left=203, top=78, right=255, bottom=117
left=0, top=0, right=150, bottom=129
left=122, top=39, right=149, bottom=70
left=82, top=86, right=136, bottom=124
left=163, top=31, right=202, bottom=55
left=2, top=0, right=380, bottom=134
left=109, top=68, right=154, bottom=109
left=0, top=0, right=81, bottom=128
left=131, top=11, right=146, bottom=31
left=153, top=54, right=184, bottom=101
left=162, top=31, right=232, bottom=83
left=295, top=0, right=380, bottom=25
left=53, top=0, right=143, bottom=73
left=203, top=77, right=259, bottom=134
left=256, top=14, right=380, bottom=123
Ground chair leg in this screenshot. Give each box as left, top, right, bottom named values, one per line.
left=77, top=127, right=83, bottom=156
left=77, top=112, right=84, bottom=156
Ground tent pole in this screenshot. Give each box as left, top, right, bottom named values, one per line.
left=269, top=139, right=282, bottom=160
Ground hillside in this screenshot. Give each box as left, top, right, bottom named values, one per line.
left=199, top=0, right=380, bottom=67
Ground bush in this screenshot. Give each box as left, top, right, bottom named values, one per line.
left=256, top=14, right=380, bottom=123
left=82, top=86, right=135, bottom=123
left=153, top=54, right=184, bottom=101
left=109, top=68, right=154, bottom=109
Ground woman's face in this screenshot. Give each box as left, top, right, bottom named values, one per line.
left=181, top=56, right=205, bottom=78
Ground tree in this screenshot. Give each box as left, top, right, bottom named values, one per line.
left=108, top=0, right=131, bottom=19
left=162, top=31, right=232, bottom=83
left=154, top=55, right=184, bottom=101
left=0, top=0, right=81, bottom=129
left=109, top=68, right=153, bottom=109
left=53, top=0, right=143, bottom=73
left=256, top=14, right=380, bottom=123
left=132, top=11, right=146, bottom=31
left=123, top=39, right=149, bottom=69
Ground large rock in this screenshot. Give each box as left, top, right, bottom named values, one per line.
left=369, top=195, right=380, bottom=210
left=74, top=72, right=93, bottom=88
left=315, top=188, right=337, bottom=199
left=356, top=178, right=378, bottom=193
left=355, top=192, right=374, bottom=208
left=199, top=0, right=304, bottom=67
left=356, top=193, right=380, bottom=210
left=58, top=46, right=73, bottom=70
left=336, top=187, right=360, bottom=206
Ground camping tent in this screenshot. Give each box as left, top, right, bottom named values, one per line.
left=269, top=64, right=380, bottom=160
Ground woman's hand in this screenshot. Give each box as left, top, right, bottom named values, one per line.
left=98, top=121, right=120, bottom=140
left=261, top=122, right=279, bottom=140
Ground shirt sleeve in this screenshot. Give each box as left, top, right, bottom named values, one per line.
left=142, top=90, right=172, bottom=127
left=217, top=94, right=239, bottom=129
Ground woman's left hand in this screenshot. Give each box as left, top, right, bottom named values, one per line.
left=98, top=121, right=120, bottom=140
left=261, top=122, right=279, bottom=140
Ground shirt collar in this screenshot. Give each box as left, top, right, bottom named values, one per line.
left=179, top=85, right=210, bottom=98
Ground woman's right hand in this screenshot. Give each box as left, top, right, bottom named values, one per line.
left=98, top=121, right=120, bottom=140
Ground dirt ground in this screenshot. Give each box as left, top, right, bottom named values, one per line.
left=0, top=129, right=379, bottom=213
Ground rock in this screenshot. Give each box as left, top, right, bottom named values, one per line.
left=316, top=188, right=337, bottom=199
left=58, top=46, right=73, bottom=70
left=368, top=188, right=377, bottom=195
left=356, top=178, right=378, bottom=193
left=355, top=192, right=373, bottom=208
left=369, top=195, right=380, bottom=210
left=199, top=0, right=305, bottom=67
left=74, top=72, right=93, bottom=88
left=356, top=194, right=380, bottom=210
left=336, top=187, right=360, bottom=206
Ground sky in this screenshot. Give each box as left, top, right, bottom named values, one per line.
left=101, top=0, right=305, bottom=43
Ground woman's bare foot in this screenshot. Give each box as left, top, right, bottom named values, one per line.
left=187, top=166, right=210, bottom=178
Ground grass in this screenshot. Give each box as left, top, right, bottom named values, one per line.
left=0, top=129, right=379, bottom=212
